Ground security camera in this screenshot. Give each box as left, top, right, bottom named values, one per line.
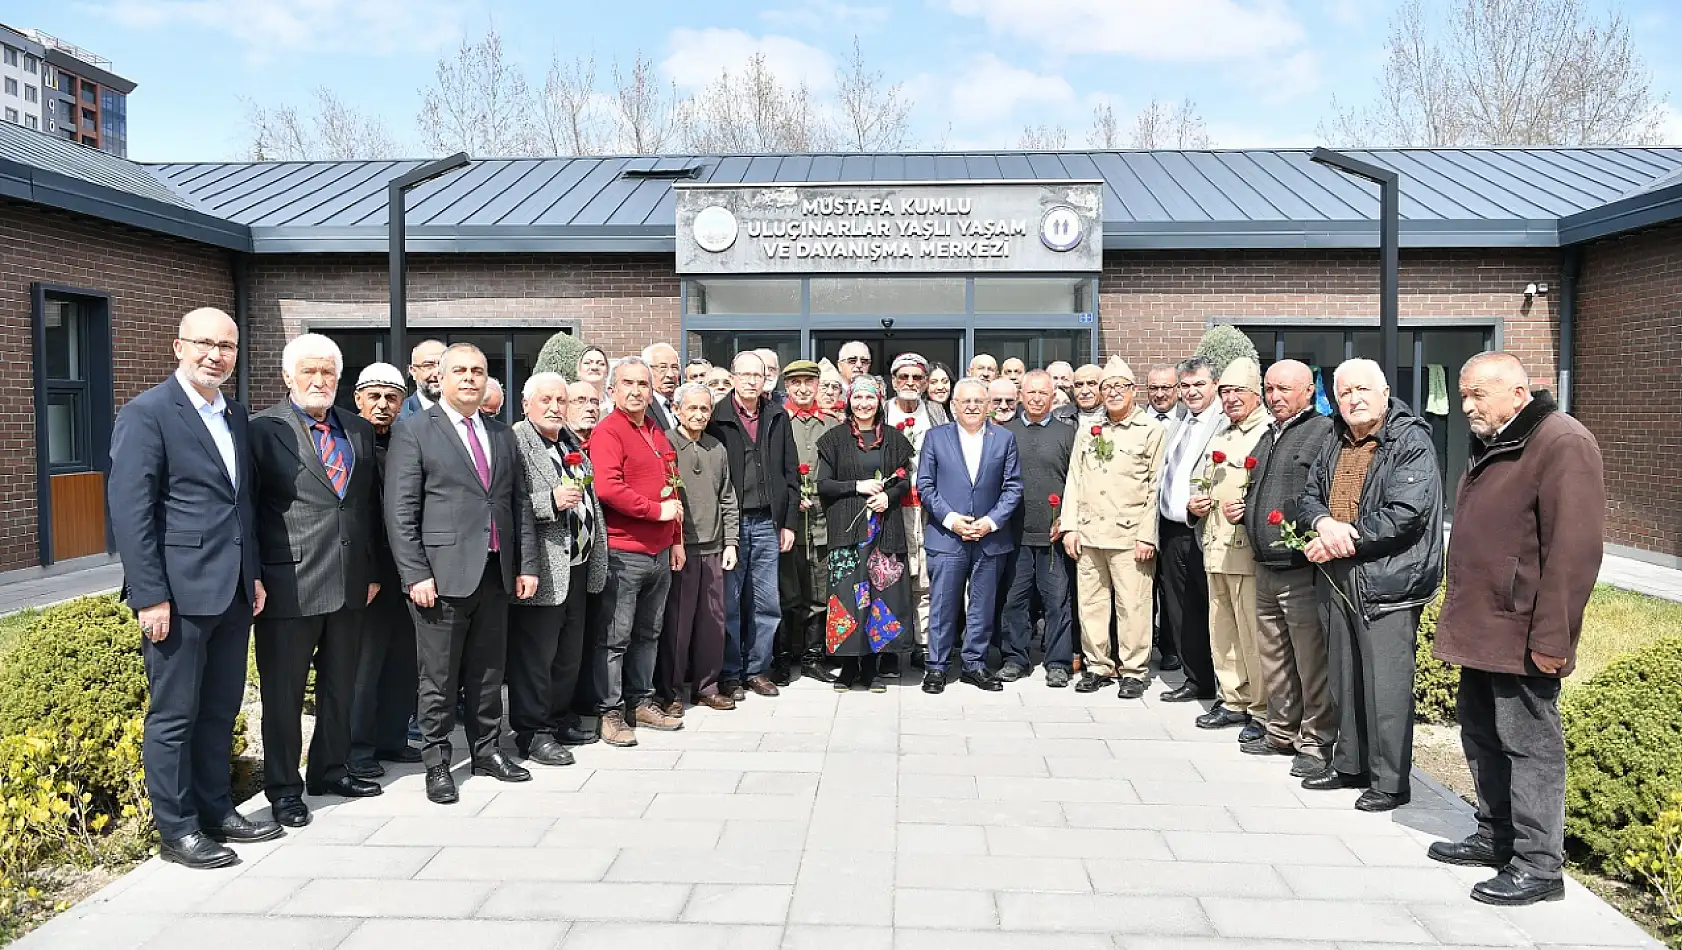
left=1523, top=283, right=1538, bottom=298
left=880, top=317, right=895, bottom=330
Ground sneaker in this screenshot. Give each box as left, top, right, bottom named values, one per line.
left=997, top=663, right=1028, bottom=682
left=600, top=710, right=637, bottom=747
left=634, top=701, right=684, bottom=732
left=1045, top=668, right=1071, bottom=688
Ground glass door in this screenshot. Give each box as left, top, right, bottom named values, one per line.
left=812, top=331, right=964, bottom=381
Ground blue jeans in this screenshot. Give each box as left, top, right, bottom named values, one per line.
left=724, top=515, right=782, bottom=682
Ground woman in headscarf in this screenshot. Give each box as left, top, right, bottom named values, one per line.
left=815, top=375, right=917, bottom=691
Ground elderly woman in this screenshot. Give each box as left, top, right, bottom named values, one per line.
left=818, top=359, right=847, bottom=415
left=508, top=371, right=609, bottom=767
left=816, top=376, right=916, bottom=691
left=576, top=345, right=610, bottom=391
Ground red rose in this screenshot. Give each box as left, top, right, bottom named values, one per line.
left=893, top=467, right=907, bottom=479
left=564, top=452, right=583, bottom=466
left=904, top=417, right=915, bottom=428
left=1244, top=456, right=1258, bottom=470
left=798, top=463, right=811, bottom=475
left=896, top=421, right=908, bottom=431
left=1267, top=510, right=1284, bottom=526
left=1210, top=450, right=1227, bottom=464
left=1048, top=493, right=1061, bottom=507
left=1090, top=425, right=1102, bottom=436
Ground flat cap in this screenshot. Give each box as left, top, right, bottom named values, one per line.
left=782, top=359, right=821, bottom=380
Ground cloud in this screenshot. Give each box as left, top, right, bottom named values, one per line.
left=759, top=4, right=892, bottom=31
left=944, top=0, right=1304, bottom=60
left=1249, top=49, right=1322, bottom=104
left=661, top=28, right=839, bottom=94
left=93, top=0, right=467, bottom=59
left=943, top=54, right=1076, bottom=124
left=1321, top=0, right=1377, bottom=28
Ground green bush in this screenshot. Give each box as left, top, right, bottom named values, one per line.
left=1563, top=636, right=1682, bottom=870
left=534, top=331, right=590, bottom=381
left=1193, top=325, right=1259, bottom=376
left=1413, top=587, right=1458, bottom=724
left=1624, top=791, right=1682, bottom=940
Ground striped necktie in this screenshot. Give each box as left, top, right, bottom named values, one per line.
left=311, top=422, right=348, bottom=497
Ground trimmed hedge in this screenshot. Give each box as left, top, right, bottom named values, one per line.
left=534, top=332, right=590, bottom=381
left=1412, top=587, right=1458, bottom=724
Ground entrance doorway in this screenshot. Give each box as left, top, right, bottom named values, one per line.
left=812, top=331, right=963, bottom=380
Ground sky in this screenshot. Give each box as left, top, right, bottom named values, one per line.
left=19, top=0, right=1682, bottom=162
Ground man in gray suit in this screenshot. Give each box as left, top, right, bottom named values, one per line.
left=386, top=343, right=541, bottom=804
left=250, top=334, right=385, bottom=828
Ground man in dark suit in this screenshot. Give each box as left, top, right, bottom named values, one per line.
left=398, top=338, right=446, bottom=421
left=917, top=377, right=1023, bottom=694
left=250, top=334, right=385, bottom=829
left=385, top=343, right=541, bottom=804
left=110, top=307, right=282, bottom=869
left=643, top=342, right=680, bottom=430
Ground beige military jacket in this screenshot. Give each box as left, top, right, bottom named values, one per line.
left=1060, top=407, right=1165, bottom=550
left=786, top=408, right=840, bottom=546
left=1195, top=403, right=1269, bottom=575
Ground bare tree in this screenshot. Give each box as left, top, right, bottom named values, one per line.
left=537, top=53, right=606, bottom=156
left=833, top=36, right=913, bottom=151
left=680, top=54, right=835, bottom=152
left=610, top=53, right=681, bottom=154
left=244, top=87, right=401, bottom=161
left=1130, top=98, right=1213, bottom=149
left=1018, top=123, right=1068, bottom=149
left=1321, top=0, right=1667, bottom=146
left=1088, top=99, right=1122, bottom=148
left=417, top=25, right=539, bottom=156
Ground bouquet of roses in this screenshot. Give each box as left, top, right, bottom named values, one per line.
left=1088, top=423, right=1115, bottom=462
left=1268, top=509, right=1357, bottom=613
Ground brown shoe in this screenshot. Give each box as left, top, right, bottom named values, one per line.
left=599, top=710, right=637, bottom=747
left=661, top=699, right=685, bottom=719
left=746, top=675, right=781, bottom=697
left=695, top=692, right=737, bottom=711
left=634, top=701, right=684, bottom=731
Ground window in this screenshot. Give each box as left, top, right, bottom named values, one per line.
left=973, top=276, right=1089, bottom=314
left=23, top=114, right=35, bottom=129
left=81, top=134, right=96, bottom=145
left=809, top=277, right=965, bottom=315
left=43, top=300, right=91, bottom=469
left=24, top=84, right=35, bottom=103
left=973, top=329, right=1093, bottom=369
left=2, top=47, right=17, bottom=67
left=80, top=83, right=96, bottom=105
left=58, top=71, right=73, bottom=94
left=691, top=331, right=800, bottom=372
left=23, top=54, right=36, bottom=73
left=686, top=279, right=800, bottom=315
left=4, top=78, right=16, bottom=96
left=4, top=108, right=15, bottom=123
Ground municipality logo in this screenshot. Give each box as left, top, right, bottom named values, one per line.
left=692, top=205, right=739, bottom=253
left=1039, top=205, right=1083, bottom=252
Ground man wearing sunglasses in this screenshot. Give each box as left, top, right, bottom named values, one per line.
left=837, top=340, right=872, bottom=384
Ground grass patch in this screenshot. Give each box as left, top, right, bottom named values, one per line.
left=1569, top=585, right=1682, bottom=691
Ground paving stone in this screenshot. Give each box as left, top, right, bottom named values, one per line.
left=1228, top=806, right=1415, bottom=837
left=1165, top=831, right=1363, bottom=866
left=417, top=845, right=617, bottom=881
left=137, top=915, right=358, bottom=950
left=661, top=731, right=768, bottom=751
left=363, top=816, right=557, bottom=846
left=788, top=851, right=894, bottom=926
left=644, top=792, right=817, bottom=821
left=1132, top=780, right=1304, bottom=808
left=1032, top=720, right=1175, bottom=741
left=323, top=788, right=497, bottom=816
left=680, top=884, right=793, bottom=924
left=1085, top=859, right=1292, bottom=898
left=476, top=881, right=691, bottom=921
left=276, top=815, right=390, bottom=844
left=896, top=823, right=989, bottom=855
left=996, top=893, right=1211, bottom=934
left=244, top=844, right=438, bottom=879
left=563, top=750, right=683, bottom=770
left=1278, top=864, right=1471, bottom=901
left=805, top=793, right=897, bottom=851
left=899, top=772, right=978, bottom=799
left=558, top=922, right=783, bottom=950
left=580, top=768, right=742, bottom=794
left=478, top=792, right=653, bottom=819
left=538, top=816, right=722, bottom=849
left=337, top=919, right=568, bottom=950
left=1490, top=893, right=1663, bottom=946
left=894, top=888, right=999, bottom=928
left=1203, top=898, right=1434, bottom=943
left=678, top=751, right=827, bottom=772
left=894, top=931, right=1116, bottom=950
left=605, top=847, right=804, bottom=884
left=966, top=704, right=1093, bottom=723
left=973, top=737, right=1115, bottom=758
left=780, top=924, right=894, bottom=950
left=1398, top=901, right=1533, bottom=947
left=1043, top=756, right=1203, bottom=782
left=716, top=819, right=811, bottom=851
left=275, top=878, right=494, bottom=918
left=897, top=853, right=1091, bottom=893
left=1120, top=938, right=1336, bottom=950
left=739, top=771, right=823, bottom=795
left=14, top=912, right=171, bottom=950
left=189, top=876, right=308, bottom=913
left=975, top=776, right=1142, bottom=804
left=899, top=796, right=1067, bottom=828
left=1061, top=802, right=1242, bottom=833
left=901, top=718, right=1035, bottom=738
left=900, top=753, right=1048, bottom=777
left=986, top=825, right=1172, bottom=859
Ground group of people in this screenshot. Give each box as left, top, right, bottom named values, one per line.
left=112, top=306, right=1606, bottom=908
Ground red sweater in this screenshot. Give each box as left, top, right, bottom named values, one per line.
left=589, top=409, right=682, bottom=555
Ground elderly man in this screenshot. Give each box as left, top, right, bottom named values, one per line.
left=1297, top=358, right=1443, bottom=812
left=250, top=334, right=384, bottom=828
left=507, top=373, right=610, bottom=767
left=387, top=343, right=541, bottom=803
left=1144, top=365, right=1181, bottom=425
left=1061, top=358, right=1163, bottom=697
left=1157, top=356, right=1225, bottom=704
left=349, top=363, right=423, bottom=781
left=754, top=347, right=784, bottom=399
left=1428, top=353, right=1604, bottom=905
left=1067, top=363, right=1103, bottom=421
left=1241, top=360, right=1337, bottom=776
left=888, top=353, right=939, bottom=654
left=110, top=307, right=279, bottom=868
left=643, top=342, right=682, bottom=429
left=1046, top=360, right=1074, bottom=397
left=918, top=377, right=1023, bottom=693
left=709, top=351, right=799, bottom=699
left=988, top=377, right=1019, bottom=424
left=778, top=360, right=838, bottom=684
left=837, top=340, right=872, bottom=383
left=659, top=383, right=741, bottom=712
left=1000, top=357, right=1027, bottom=385
left=686, top=358, right=713, bottom=385
left=400, top=338, right=446, bottom=420
left=705, top=366, right=734, bottom=404
left=561, top=379, right=608, bottom=732
left=589, top=357, right=686, bottom=745
left=968, top=353, right=999, bottom=383
left=1001, top=369, right=1078, bottom=686
left=1187, top=357, right=1270, bottom=739
left=482, top=377, right=505, bottom=418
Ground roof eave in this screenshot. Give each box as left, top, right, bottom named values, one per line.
left=248, top=224, right=675, bottom=255
left=0, top=158, right=251, bottom=251
left=1101, top=219, right=1561, bottom=250
left=1558, top=181, right=1682, bottom=245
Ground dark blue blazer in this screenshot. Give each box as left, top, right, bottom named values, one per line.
left=917, top=421, right=1023, bottom=558
left=109, top=377, right=261, bottom=617
left=398, top=392, right=425, bottom=421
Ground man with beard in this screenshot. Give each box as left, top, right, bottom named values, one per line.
left=838, top=340, right=872, bottom=384
left=400, top=338, right=446, bottom=420
left=776, top=360, right=838, bottom=684
left=887, top=353, right=940, bottom=658
left=989, top=378, right=1019, bottom=424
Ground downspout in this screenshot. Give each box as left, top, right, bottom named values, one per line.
left=1558, top=247, right=1580, bottom=414
left=233, top=252, right=252, bottom=407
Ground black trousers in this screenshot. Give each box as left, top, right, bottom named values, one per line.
left=998, top=543, right=1075, bottom=672
left=349, top=584, right=417, bottom=767
left=410, top=560, right=509, bottom=768
left=1459, top=667, right=1566, bottom=879
left=255, top=608, right=361, bottom=801
left=1157, top=518, right=1214, bottom=695
left=507, top=564, right=589, bottom=746
left=570, top=590, right=608, bottom=718
left=777, top=543, right=826, bottom=662
left=142, top=591, right=252, bottom=839
left=1323, top=566, right=1419, bottom=796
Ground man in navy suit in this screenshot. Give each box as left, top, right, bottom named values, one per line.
left=110, top=307, right=282, bottom=869
left=917, top=377, right=1023, bottom=693
left=398, top=338, right=446, bottom=421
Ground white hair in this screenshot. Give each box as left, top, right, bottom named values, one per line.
left=641, top=342, right=677, bottom=363
left=952, top=377, right=990, bottom=401
left=486, top=377, right=503, bottom=396
left=838, top=340, right=869, bottom=359
left=731, top=350, right=766, bottom=373
left=522, top=371, right=568, bottom=401
left=609, top=355, right=651, bottom=389
left=282, top=333, right=343, bottom=377
left=673, top=382, right=712, bottom=409
left=1333, top=358, right=1388, bottom=391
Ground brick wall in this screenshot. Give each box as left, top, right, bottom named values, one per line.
left=0, top=198, right=235, bottom=571
left=1575, top=221, right=1682, bottom=558
left=1098, top=248, right=1560, bottom=385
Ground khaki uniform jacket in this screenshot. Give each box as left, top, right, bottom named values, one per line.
left=1195, top=404, right=1269, bottom=575
left=1061, top=408, right=1165, bottom=550
left=786, top=408, right=840, bottom=547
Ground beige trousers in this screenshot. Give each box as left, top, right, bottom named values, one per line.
left=1207, top=572, right=1268, bottom=718
left=1076, top=547, right=1155, bottom=679
left=904, top=506, right=930, bottom=644
left=1254, top=565, right=1337, bottom=756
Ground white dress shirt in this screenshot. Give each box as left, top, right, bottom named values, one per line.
left=943, top=424, right=997, bottom=535
left=1159, top=401, right=1225, bottom=524
left=440, top=400, right=492, bottom=476
left=176, top=370, right=237, bottom=489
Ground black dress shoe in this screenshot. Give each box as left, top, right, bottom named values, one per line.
left=1195, top=706, right=1250, bottom=729
left=520, top=737, right=575, bottom=767
left=1235, top=721, right=1266, bottom=744
left=997, top=663, right=1027, bottom=682
left=1471, top=866, right=1565, bottom=905
left=556, top=722, right=599, bottom=746
left=376, top=745, right=424, bottom=764
left=473, top=751, right=532, bottom=783
left=1301, top=767, right=1369, bottom=791
left=770, top=661, right=793, bottom=687
left=1240, top=737, right=1293, bottom=756
left=1290, top=753, right=1329, bottom=778
left=203, top=812, right=284, bottom=844
left=158, top=832, right=238, bottom=869
left=1116, top=677, right=1147, bottom=699
left=425, top=764, right=459, bottom=804
left=1159, top=683, right=1213, bottom=703
left=308, top=775, right=383, bottom=798
left=1428, top=836, right=1511, bottom=869
left=802, top=658, right=837, bottom=683
left=1074, top=671, right=1114, bottom=693
left=1354, top=788, right=1411, bottom=812
left=271, top=796, right=311, bottom=828
left=960, top=669, right=1004, bottom=692
left=921, top=671, right=946, bottom=694
left=346, top=759, right=386, bottom=779
left=1157, top=653, right=1183, bottom=671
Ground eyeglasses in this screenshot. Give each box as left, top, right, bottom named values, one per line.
left=410, top=359, right=439, bottom=372
left=181, top=337, right=239, bottom=356
left=1147, top=385, right=1177, bottom=393
left=734, top=371, right=765, bottom=380
left=893, top=372, right=925, bottom=382
left=1071, top=380, right=1098, bottom=389
left=841, top=355, right=869, bottom=365
left=1101, top=382, right=1135, bottom=395
left=990, top=397, right=1016, bottom=405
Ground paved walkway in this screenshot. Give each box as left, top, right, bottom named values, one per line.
left=18, top=667, right=1661, bottom=950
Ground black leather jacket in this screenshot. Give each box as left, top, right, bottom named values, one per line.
left=1297, top=397, right=1444, bottom=619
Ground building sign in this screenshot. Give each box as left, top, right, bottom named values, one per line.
left=675, top=180, right=1102, bottom=275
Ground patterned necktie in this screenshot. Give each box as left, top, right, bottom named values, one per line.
left=311, top=422, right=347, bottom=497
left=462, top=416, right=499, bottom=552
